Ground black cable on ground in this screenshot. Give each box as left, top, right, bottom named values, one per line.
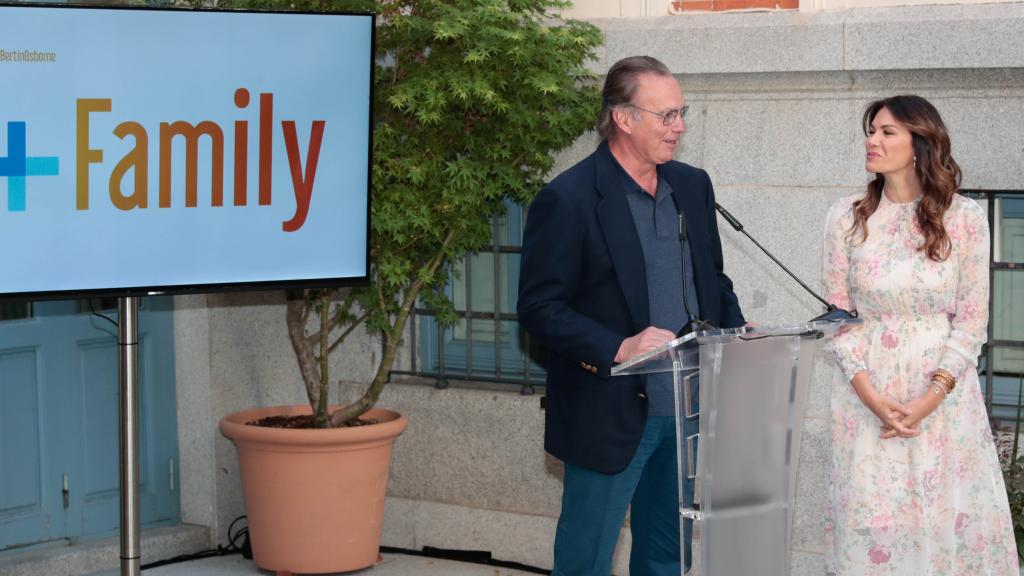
left=380, top=545, right=551, bottom=575
left=140, top=548, right=236, bottom=571
left=139, top=516, right=249, bottom=571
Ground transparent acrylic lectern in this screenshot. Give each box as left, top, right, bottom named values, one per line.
left=611, top=319, right=860, bottom=576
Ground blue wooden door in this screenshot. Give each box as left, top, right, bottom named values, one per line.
left=0, top=297, right=179, bottom=551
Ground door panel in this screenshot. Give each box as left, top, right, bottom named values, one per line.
left=0, top=347, right=57, bottom=549
left=80, top=337, right=121, bottom=536
left=0, top=297, right=178, bottom=550
left=1, top=350, right=43, bottom=510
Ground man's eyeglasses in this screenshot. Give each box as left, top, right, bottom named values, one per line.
left=627, top=104, right=689, bottom=126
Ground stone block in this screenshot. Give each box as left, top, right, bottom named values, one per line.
left=702, top=98, right=859, bottom=188
left=792, top=416, right=829, bottom=554
left=601, top=13, right=844, bottom=75
left=791, top=548, right=828, bottom=576
left=844, top=4, right=1024, bottom=71
left=376, top=382, right=563, bottom=517
left=712, top=186, right=858, bottom=325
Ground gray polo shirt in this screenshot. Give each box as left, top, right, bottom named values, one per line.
left=625, top=176, right=701, bottom=416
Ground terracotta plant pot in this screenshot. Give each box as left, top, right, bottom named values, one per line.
left=220, top=405, right=407, bottom=575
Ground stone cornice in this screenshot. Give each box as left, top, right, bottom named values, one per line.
left=586, top=3, right=1024, bottom=74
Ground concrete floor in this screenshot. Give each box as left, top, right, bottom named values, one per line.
left=5, top=523, right=702, bottom=576
left=8, top=524, right=701, bottom=576
left=87, top=553, right=542, bottom=576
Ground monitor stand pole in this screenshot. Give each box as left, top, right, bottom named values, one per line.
left=118, top=297, right=140, bottom=576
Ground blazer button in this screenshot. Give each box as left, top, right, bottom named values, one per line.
left=590, top=366, right=598, bottom=374
left=580, top=362, right=587, bottom=369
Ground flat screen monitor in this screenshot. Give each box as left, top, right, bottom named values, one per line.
left=0, top=3, right=373, bottom=300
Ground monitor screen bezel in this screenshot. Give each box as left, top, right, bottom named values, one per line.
left=0, top=2, right=374, bottom=302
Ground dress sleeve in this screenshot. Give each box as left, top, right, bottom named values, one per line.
left=822, top=199, right=869, bottom=382
left=937, top=200, right=990, bottom=382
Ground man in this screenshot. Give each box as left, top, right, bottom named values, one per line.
left=517, top=56, right=746, bottom=576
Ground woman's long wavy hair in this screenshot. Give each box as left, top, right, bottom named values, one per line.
left=848, top=95, right=962, bottom=262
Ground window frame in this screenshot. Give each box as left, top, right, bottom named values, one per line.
left=410, top=201, right=546, bottom=391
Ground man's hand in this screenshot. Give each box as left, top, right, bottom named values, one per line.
left=615, top=327, right=676, bottom=363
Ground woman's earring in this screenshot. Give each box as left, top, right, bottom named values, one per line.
left=913, top=155, right=917, bottom=167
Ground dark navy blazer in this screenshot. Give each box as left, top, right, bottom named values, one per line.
left=517, top=141, right=745, bottom=474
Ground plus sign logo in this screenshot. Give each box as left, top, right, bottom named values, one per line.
left=0, top=122, right=60, bottom=211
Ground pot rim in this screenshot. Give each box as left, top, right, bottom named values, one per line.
left=219, top=405, right=407, bottom=446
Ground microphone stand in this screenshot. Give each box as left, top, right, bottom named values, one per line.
left=714, top=203, right=857, bottom=323
left=677, top=212, right=715, bottom=337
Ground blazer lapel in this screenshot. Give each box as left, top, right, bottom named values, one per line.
left=594, top=144, right=649, bottom=330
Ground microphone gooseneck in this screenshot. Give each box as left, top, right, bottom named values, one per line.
left=713, top=203, right=857, bottom=322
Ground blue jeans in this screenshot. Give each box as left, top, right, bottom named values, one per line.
left=552, top=412, right=697, bottom=576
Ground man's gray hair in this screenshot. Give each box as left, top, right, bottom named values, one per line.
left=598, top=56, right=673, bottom=141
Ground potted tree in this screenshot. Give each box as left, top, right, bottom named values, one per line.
left=216, top=0, right=603, bottom=573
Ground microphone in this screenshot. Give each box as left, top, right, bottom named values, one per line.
left=677, top=211, right=715, bottom=337
left=714, top=203, right=856, bottom=323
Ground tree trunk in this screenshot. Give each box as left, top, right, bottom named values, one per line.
left=328, top=232, right=456, bottom=426
left=286, top=296, right=322, bottom=412
left=314, top=291, right=331, bottom=427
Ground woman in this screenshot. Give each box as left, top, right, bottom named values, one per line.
left=822, top=94, right=1018, bottom=575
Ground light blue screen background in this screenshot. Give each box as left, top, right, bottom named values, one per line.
left=0, top=6, right=371, bottom=295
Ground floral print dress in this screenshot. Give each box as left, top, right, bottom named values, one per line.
left=822, top=192, right=1019, bottom=575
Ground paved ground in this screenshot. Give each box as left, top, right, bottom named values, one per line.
left=87, top=552, right=542, bottom=576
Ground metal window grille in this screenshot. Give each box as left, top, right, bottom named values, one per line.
left=961, top=189, right=1024, bottom=422
left=394, top=207, right=546, bottom=395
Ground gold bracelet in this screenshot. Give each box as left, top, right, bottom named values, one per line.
left=931, top=369, right=956, bottom=393
left=932, top=371, right=952, bottom=387
left=931, top=376, right=952, bottom=394
left=933, top=375, right=954, bottom=391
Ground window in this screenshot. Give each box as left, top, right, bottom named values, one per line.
left=963, top=190, right=1024, bottom=422
left=0, top=302, right=31, bottom=321
left=413, top=201, right=546, bottom=391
